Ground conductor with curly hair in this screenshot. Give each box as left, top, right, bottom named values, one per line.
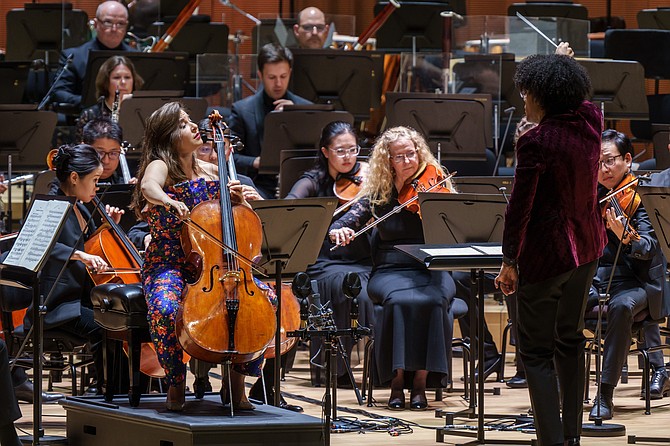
left=495, top=43, right=607, bottom=446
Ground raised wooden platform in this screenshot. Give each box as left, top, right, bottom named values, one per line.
left=61, top=394, right=324, bottom=446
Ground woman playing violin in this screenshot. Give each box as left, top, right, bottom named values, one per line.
left=285, top=121, right=373, bottom=387
left=588, top=129, right=670, bottom=420
left=131, top=102, right=263, bottom=412
left=329, top=126, right=456, bottom=411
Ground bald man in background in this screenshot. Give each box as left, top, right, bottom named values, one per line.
left=293, top=7, right=329, bottom=49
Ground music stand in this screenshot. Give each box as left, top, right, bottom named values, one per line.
left=5, top=6, right=89, bottom=66
left=397, top=192, right=532, bottom=445
left=373, top=1, right=466, bottom=52
left=0, top=108, right=57, bottom=171
left=250, top=197, right=338, bottom=408
left=290, top=49, right=384, bottom=120
left=260, top=110, right=354, bottom=175
left=507, top=3, right=588, bottom=20
left=80, top=51, right=190, bottom=108
left=453, top=176, right=514, bottom=195
left=386, top=92, right=493, bottom=161
left=638, top=8, right=670, bottom=30
left=579, top=59, right=649, bottom=121
left=252, top=18, right=298, bottom=53
left=117, top=94, right=208, bottom=147
left=652, top=124, right=670, bottom=170
left=0, top=62, right=30, bottom=104
left=147, top=21, right=229, bottom=56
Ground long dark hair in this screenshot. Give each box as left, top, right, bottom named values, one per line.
left=131, top=101, right=200, bottom=217
left=53, top=144, right=102, bottom=184
left=310, top=121, right=357, bottom=184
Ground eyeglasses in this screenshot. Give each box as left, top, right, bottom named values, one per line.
left=98, top=19, right=128, bottom=30
left=599, top=154, right=622, bottom=169
left=390, top=150, right=418, bottom=164
left=197, top=145, right=217, bottom=156
left=96, top=150, right=121, bottom=160
left=329, top=145, right=360, bottom=158
left=299, top=24, right=327, bottom=33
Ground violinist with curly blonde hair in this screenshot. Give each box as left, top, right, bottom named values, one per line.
left=329, top=126, right=456, bottom=411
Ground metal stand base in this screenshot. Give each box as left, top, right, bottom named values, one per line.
left=20, top=434, right=69, bottom=445
left=628, top=434, right=670, bottom=444
left=581, top=421, right=626, bottom=437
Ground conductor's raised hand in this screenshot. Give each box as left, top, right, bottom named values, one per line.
left=556, top=41, right=574, bottom=57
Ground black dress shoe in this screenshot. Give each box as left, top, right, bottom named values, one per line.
left=474, top=354, right=503, bottom=381
left=649, top=367, right=670, bottom=400
left=387, top=390, right=405, bottom=411
left=565, top=437, right=580, bottom=446
left=588, top=394, right=613, bottom=420
left=409, top=390, right=428, bottom=411
left=193, top=377, right=212, bottom=399
left=248, top=381, right=303, bottom=412
left=14, top=380, right=65, bottom=404
left=506, top=374, right=528, bottom=389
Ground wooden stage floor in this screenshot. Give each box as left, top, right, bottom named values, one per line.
left=16, top=344, right=670, bottom=446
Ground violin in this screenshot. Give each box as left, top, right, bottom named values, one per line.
left=333, top=162, right=369, bottom=216
left=177, top=111, right=276, bottom=364
left=397, top=164, right=453, bottom=216
left=330, top=166, right=455, bottom=251
left=599, top=172, right=641, bottom=243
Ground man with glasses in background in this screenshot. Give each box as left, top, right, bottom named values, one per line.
left=293, top=7, right=329, bottom=49
left=52, top=1, right=136, bottom=110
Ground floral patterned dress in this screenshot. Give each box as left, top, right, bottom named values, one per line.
left=142, top=178, right=273, bottom=386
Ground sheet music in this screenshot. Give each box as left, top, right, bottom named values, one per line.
left=3, top=199, right=71, bottom=272
left=472, top=245, right=503, bottom=255
left=422, top=247, right=484, bottom=257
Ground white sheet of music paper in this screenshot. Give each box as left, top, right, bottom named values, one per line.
left=3, top=199, right=71, bottom=272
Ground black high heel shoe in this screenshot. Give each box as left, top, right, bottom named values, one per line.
left=475, top=354, right=503, bottom=381
left=409, top=389, right=428, bottom=411
left=387, top=390, right=406, bottom=411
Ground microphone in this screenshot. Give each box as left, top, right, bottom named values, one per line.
left=291, top=272, right=312, bottom=330
left=342, top=272, right=361, bottom=328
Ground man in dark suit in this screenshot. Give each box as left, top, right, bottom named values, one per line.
left=228, top=43, right=311, bottom=199
left=495, top=44, right=607, bottom=446
left=588, top=130, right=670, bottom=420
left=52, top=1, right=135, bottom=109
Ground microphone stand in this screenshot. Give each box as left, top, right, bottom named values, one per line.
left=38, top=54, right=73, bottom=111
left=493, top=107, right=516, bottom=176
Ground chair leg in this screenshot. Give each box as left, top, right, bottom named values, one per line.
left=361, top=338, right=373, bottom=400
left=640, top=350, right=651, bottom=415
left=499, top=320, right=512, bottom=382
left=128, top=331, right=143, bottom=407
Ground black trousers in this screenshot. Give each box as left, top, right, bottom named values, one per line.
left=517, top=260, right=597, bottom=446
left=0, top=339, right=21, bottom=426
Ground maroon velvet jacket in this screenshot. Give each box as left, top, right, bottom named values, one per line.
left=503, top=101, right=607, bottom=284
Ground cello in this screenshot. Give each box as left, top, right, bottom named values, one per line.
left=177, top=114, right=276, bottom=364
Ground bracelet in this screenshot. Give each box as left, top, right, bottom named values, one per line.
left=502, top=255, right=517, bottom=268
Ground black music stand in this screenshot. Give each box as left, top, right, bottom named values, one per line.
left=260, top=110, right=353, bottom=175
left=630, top=185, right=670, bottom=444
left=0, top=194, right=74, bottom=445
left=651, top=124, right=670, bottom=170
left=0, top=107, right=58, bottom=231
left=250, top=197, right=338, bottom=409
left=0, top=62, right=31, bottom=104
left=579, top=59, right=649, bottom=121
left=147, top=21, right=229, bottom=56
left=5, top=6, right=89, bottom=66
left=453, top=176, right=514, bottom=195
left=117, top=94, right=208, bottom=147
left=290, top=49, right=384, bottom=120
left=80, top=51, right=190, bottom=108
left=374, top=1, right=466, bottom=52
left=279, top=149, right=317, bottom=198
left=397, top=192, right=532, bottom=446
left=638, top=8, right=670, bottom=30
left=252, top=18, right=298, bottom=54
left=507, top=3, right=588, bottom=20
left=386, top=92, right=492, bottom=161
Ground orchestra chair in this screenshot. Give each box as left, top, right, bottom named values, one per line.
left=361, top=297, right=469, bottom=406
left=91, top=282, right=153, bottom=407
left=0, top=302, right=94, bottom=396
left=583, top=293, right=670, bottom=415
